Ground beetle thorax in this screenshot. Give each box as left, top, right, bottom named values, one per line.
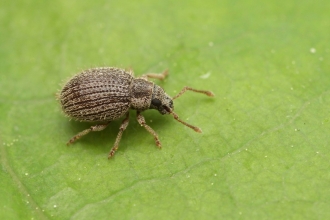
left=130, top=78, right=154, bottom=111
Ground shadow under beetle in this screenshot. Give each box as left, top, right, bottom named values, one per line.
left=58, top=67, right=214, bottom=158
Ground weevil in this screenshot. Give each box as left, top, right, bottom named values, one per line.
left=58, top=67, right=214, bottom=158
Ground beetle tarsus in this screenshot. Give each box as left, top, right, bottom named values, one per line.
left=155, top=139, right=162, bottom=148
left=108, top=147, right=118, bottom=159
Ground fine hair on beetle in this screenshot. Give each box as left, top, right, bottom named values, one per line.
left=59, top=67, right=214, bottom=158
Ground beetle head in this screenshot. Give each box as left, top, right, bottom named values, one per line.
left=150, top=85, right=173, bottom=115
left=149, top=84, right=203, bottom=133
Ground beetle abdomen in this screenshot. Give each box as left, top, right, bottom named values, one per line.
left=60, top=67, right=133, bottom=122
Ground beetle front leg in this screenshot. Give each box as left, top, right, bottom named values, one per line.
left=141, top=69, right=168, bottom=81
left=108, top=113, right=130, bottom=159
left=136, top=111, right=161, bottom=148
left=67, top=123, right=110, bottom=145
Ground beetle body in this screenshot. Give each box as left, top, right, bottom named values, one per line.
left=59, top=67, right=214, bottom=158
left=60, top=67, right=173, bottom=122
left=61, top=68, right=133, bottom=121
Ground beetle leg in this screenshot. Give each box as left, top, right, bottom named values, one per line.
left=136, top=111, right=161, bottom=148
left=108, top=113, right=130, bottom=159
left=142, top=69, right=168, bottom=80
left=172, top=86, right=215, bottom=100
left=67, top=123, right=109, bottom=145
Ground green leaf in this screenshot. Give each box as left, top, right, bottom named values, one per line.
left=1, top=0, right=330, bottom=219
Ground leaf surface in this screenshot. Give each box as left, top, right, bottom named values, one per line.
left=1, top=0, right=330, bottom=219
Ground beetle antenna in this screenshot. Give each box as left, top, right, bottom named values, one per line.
left=170, top=111, right=202, bottom=133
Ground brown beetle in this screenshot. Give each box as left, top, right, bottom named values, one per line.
left=58, top=67, right=214, bottom=158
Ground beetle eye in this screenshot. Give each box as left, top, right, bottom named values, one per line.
left=151, top=98, right=162, bottom=107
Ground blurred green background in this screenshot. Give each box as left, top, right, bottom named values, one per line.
left=1, top=0, right=330, bottom=219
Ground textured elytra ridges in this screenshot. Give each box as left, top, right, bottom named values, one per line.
left=60, top=68, right=134, bottom=122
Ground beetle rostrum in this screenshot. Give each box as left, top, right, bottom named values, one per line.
left=58, top=67, right=214, bottom=158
